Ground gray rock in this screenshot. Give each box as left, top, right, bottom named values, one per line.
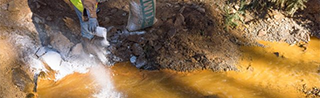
left=46, top=16, right=52, bottom=21
left=174, top=14, right=185, bottom=28
left=110, top=8, right=117, bottom=13
left=104, top=16, right=110, bottom=24
left=35, top=47, right=47, bottom=58
left=50, top=32, right=74, bottom=59
left=33, top=16, right=43, bottom=24
left=122, top=12, right=127, bottom=16
left=36, top=2, right=40, bottom=9
left=130, top=55, right=137, bottom=64
left=168, top=28, right=177, bottom=38
left=69, top=43, right=83, bottom=56
left=197, top=7, right=205, bottom=13
left=135, top=55, right=147, bottom=68
left=131, top=43, right=143, bottom=56
left=179, top=6, right=186, bottom=13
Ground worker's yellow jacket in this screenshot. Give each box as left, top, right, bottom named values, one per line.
left=70, top=0, right=99, bottom=18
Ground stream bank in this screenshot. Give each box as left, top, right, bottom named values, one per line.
left=0, top=0, right=320, bottom=97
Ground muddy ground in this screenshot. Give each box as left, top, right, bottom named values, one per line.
left=26, top=0, right=241, bottom=71
left=1, top=0, right=320, bottom=97
left=23, top=0, right=319, bottom=71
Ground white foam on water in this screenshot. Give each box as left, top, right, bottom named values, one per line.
left=41, top=51, right=62, bottom=71
left=90, top=65, right=123, bottom=98
left=52, top=52, right=101, bottom=80
left=28, top=57, right=47, bottom=73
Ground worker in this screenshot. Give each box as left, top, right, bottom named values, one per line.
left=70, top=0, right=156, bottom=41
left=70, top=0, right=99, bottom=40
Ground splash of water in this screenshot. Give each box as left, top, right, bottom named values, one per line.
left=90, top=65, right=122, bottom=98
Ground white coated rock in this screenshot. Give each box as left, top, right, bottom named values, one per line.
left=41, top=51, right=62, bottom=71
left=35, top=47, right=47, bottom=57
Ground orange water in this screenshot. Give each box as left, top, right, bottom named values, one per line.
left=37, top=38, right=320, bottom=98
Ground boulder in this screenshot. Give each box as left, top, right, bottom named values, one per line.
left=69, top=43, right=84, bottom=56
left=50, top=32, right=74, bottom=59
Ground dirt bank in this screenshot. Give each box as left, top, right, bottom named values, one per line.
left=99, top=0, right=241, bottom=71
left=23, top=0, right=319, bottom=71
left=25, top=0, right=242, bottom=71
left=0, top=39, right=35, bottom=98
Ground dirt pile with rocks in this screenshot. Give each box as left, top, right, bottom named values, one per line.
left=0, top=0, right=243, bottom=96
left=101, top=1, right=240, bottom=71
left=25, top=0, right=241, bottom=71
left=224, top=0, right=320, bottom=45
left=244, top=10, right=310, bottom=44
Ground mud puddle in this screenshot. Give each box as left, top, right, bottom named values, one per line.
left=37, top=38, right=320, bottom=98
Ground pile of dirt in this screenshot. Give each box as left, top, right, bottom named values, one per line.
left=24, top=0, right=241, bottom=71
left=98, top=0, right=241, bottom=71
left=26, top=0, right=320, bottom=72
left=225, top=0, right=320, bottom=45
left=244, top=10, right=310, bottom=44
left=2, top=0, right=319, bottom=73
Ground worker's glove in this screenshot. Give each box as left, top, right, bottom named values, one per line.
left=80, top=22, right=94, bottom=39
left=88, top=18, right=98, bottom=32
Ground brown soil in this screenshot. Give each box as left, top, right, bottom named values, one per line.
left=0, top=0, right=39, bottom=97
left=98, top=0, right=241, bottom=71
left=25, top=0, right=242, bottom=71
left=24, top=0, right=318, bottom=72
left=0, top=39, right=34, bottom=98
